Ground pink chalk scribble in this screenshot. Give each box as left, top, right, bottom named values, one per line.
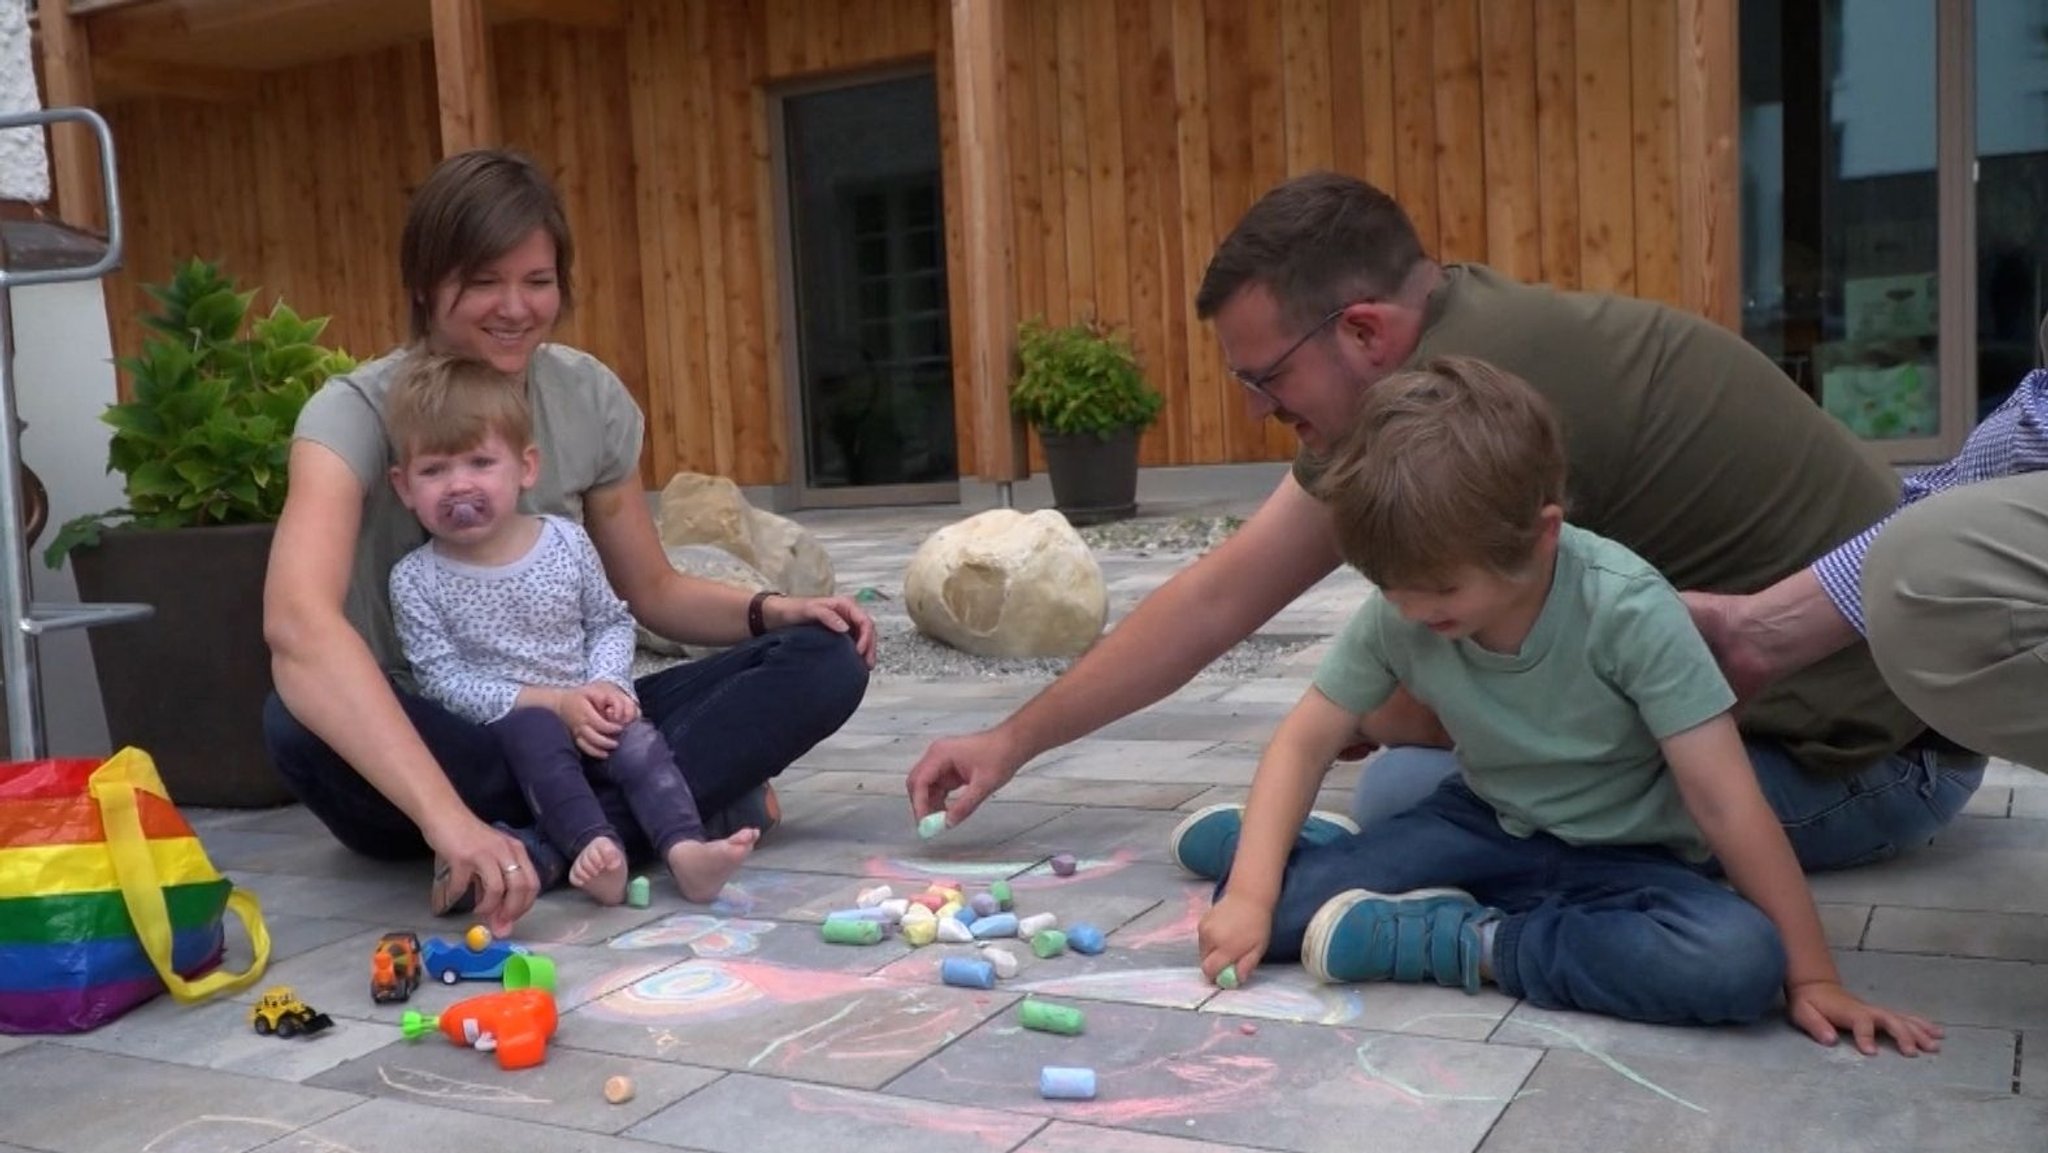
left=782, top=1082, right=1036, bottom=1148
left=1113, top=887, right=1211, bottom=951
left=609, top=913, right=777, bottom=956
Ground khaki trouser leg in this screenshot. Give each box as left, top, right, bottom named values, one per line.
left=1863, top=472, right=2048, bottom=772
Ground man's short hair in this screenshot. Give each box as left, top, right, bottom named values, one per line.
left=1195, top=171, right=1427, bottom=328
left=1314, top=355, right=1567, bottom=588
left=383, top=352, right=534, bottom=464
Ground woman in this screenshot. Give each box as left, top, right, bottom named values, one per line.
left=262, top=149, right=874, bottom=934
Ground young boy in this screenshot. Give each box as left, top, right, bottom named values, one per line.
left=385, top=352, right=757, bottom=905
left=1176, top=355, right=1939, bottom=1055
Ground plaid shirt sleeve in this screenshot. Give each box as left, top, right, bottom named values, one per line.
left=1812, top=368, right=2048, bottom=634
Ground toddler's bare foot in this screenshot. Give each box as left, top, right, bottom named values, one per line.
left=570, top=836, right=629, bottom=905
left=667, top=828, right=760, bottom=903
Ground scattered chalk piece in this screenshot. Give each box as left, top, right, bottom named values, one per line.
left=990, top=880, right=1014, bottom=910
left=821, top=919, right=883, bottom=946
left=936, top=918, right=974, bottom=944
left=604, top=1074, right=636, bottom=1104
left=625, top=876, right=651, bottom=909
left=902, top=919, right=938, bottom=947
left=917, top=811, right=949, bottom=839
left=1039, top=1065, right=1097, bottom=1100
left=1016, top=912, right=1058, bottom=937
left=1018, top=997, right=1086, bottom=1035
left=1239, top=1022, right=1258, bottom=1036
left=856, top=885, right=893, bottom=908
left=1031, top=929, right=1068, bottom=959
left=1065, top=924, right=1106, bottom=955
left=1049, top=853, right=1078, bottom=876
left=941, top=956, right=997, bottom=990
left=969, top=892, right=1000, bottom=917
left=980, top=946, right=1020, bottom=979
left=969, top=912, right=1018, bottom=940
left=1216, top=964, right=1240, bottom=990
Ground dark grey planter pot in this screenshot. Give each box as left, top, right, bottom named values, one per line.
left=1039, top=426, right=1141, bottom=526
left=70, top=522, right=288, bottom=808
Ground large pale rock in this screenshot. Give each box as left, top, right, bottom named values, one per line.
left=638, top=544, right=774, bottom=659
left=904, top=509, right=1107, bottom=658
left=656, top=472, right=834, bottom=597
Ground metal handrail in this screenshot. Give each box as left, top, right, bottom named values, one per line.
left=0, top=106, right=150, bottom=760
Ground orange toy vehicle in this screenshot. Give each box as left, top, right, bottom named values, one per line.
left=400, top=988, right=558, bottom=1070
left=371, top=932, right=423, bottom=1003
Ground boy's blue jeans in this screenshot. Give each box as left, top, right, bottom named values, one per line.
left=1352, top=739, right=1984, bottom=873
left=1223, top=780, right=1788, bottom=1025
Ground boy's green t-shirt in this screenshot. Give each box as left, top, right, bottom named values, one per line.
left=1313, top=525, right=1734, bottom=861
left=1296, top=264, right=1927, bottom=779
left=292, top=343, right=646, bottom=685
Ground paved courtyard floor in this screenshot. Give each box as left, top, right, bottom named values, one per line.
left=5, top=492, right=2047, bottom=1152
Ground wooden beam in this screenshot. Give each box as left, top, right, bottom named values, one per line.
left=36, top=0, right=105, bottom=233
left=949, top=0, right=1024, bottom=482
left=1677, top=0, right=1739, bottom=329
left=488, top=0, right=626, bottom=30
left=81, top=0, right=343, bottom=60
left=93, top=56, right=261, bottom=102
left=430, top=0, right=498, bottom=155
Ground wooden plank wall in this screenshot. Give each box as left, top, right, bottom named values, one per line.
left=86, top=0, right=1707, bottom=485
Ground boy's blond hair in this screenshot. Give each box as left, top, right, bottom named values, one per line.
left=383, top=351, right=533, bottom=463
left=1314, top=355, right=1566, bottom=589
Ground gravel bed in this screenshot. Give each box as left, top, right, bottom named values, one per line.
left=861, top=514, right=1313, bottom=681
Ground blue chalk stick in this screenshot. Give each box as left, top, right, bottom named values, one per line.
left=1066, top=924, right=1106, bottom=955
left=940, top=957, right=997, bottom=990
left=952, top=905, right=979, bottom=927
left=1039, top=1066, right=1097, bottom=1100
left=825, top=907, right=891, bottom=923
left=969, top=912, right=1018, bottom=939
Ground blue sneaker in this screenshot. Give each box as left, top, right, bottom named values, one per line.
left=1168, top=802, right=1362, bottom=879
left=1303, top=887, right=1494, bottom=991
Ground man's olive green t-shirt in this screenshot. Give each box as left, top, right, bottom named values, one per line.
left=1296, top=264, right=1925, bottom=778
left=292, top=343, right=645, bottom=687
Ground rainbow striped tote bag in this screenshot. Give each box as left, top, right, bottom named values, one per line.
left=0, top=749, right=270, bottom=1033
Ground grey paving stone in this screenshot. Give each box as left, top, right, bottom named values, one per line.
left=1964, top=787, right=2013, bottom=818
left=1015, top=1123, right=1252, bottom=1153
left=1818, top=903, right=1872, bottom=949
left=782, top=768, right=918, bottom=797
left=876, top=945, right=1215, bottom=1010
left=1494, top=1003, right=2015, bottom=1095
left=50, top=993, right=398, bottom=1082
left=1201, top=964, right=1513, bottom=1040
left=1806, top=845, right=2048, bottom=916
left=1864, top=906, right=2048, bottom=963
left=746, top=792, right=1067, bottom=874
left=560, top=958, right=1012, bottom=1088
left=0, top=1044, right=360, bottom=1153
left=504, top=891, right=674, bottom=948
left=1027, top=741, right=1235, bottom=782
left=264, top=1096, right=684, bottom=1152
left=237, top=868, right=427, bottom=924
left=995, top=808, right=1189, bottom=866
left=695, top=868, right=872, bottom=919
left=624, top=1072, right=1044, bottom=1153
left=1476, top=1047, right=2048, bottom=1152
left=1832, top=949, right=2048, bottom=1031
left=0, top=1035, right=28, bottom=1059
left=889, top=1000, right=1538, bottom=1153
left=309, top=1033, right=723, bottom=1134
left=622, top=910, right=914, bottom=974
left=1931, top=815, right=2048, bottom=851
left=2012, top=789, right=2048, bottom=819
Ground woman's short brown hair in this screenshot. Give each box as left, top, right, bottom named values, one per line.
left=383, top=352, right=534, bottom=464
left=400, top=149, right=574, bottom=340
left=1314, top=355, right=1567, bottom=589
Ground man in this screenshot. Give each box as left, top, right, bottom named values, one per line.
left=1690, top=361, right=2048, bottom=774
left=906, top=171, right=1983, bottom=871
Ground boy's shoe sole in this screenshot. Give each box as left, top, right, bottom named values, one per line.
left=1302, top=886, right=1486, bottom=990
left=1168, top=802, right=1363, bottom=880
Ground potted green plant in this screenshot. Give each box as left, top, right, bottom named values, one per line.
left=45, top=258, right=354, bottom=807
left=1011, top=315, right=1164, bottom=525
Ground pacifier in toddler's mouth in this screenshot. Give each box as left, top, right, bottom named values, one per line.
left=440, top=495, right=490, bottom=529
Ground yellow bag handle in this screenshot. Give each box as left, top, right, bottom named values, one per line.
left=91, top=748, right=270, bottom=1002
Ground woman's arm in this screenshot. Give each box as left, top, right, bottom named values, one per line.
left=581, top=476, right=874, bottom=659
left=264, top=440, right=537, bottom=930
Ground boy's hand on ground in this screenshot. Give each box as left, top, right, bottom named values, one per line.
left=1198, top=894, right=1272, bottom=986
left=1787, top=980, right=1944, bottom=1056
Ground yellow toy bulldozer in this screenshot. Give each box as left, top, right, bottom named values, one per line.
left=248, top=986, right=334, bottom=1038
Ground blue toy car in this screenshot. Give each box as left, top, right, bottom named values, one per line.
left=421, top=928, right=531, bottom=985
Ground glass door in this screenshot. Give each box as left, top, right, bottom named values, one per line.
left=777, top=72, right=959, bottom=507
left=1974, top=0, right=2048, bottom=419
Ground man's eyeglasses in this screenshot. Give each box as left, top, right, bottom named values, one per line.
left=1231, top=305, right=1351, bottom=402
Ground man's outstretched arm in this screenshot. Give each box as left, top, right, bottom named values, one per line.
left=907, top=473, right=1344, bottom=823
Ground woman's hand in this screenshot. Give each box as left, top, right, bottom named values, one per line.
left=767, top=594, right=878, bottom=667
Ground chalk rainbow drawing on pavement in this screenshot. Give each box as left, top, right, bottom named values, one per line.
left=1206, top=979, right=1374, bottom=1026
left=609, top=913, right=777, bottom=956
left=1013, top=965, right=1215, bottom=1007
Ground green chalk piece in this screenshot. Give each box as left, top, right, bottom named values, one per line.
left=856, top=586, right=881, bottom=603
left=990, top=880, right=1013, bottom=910
left=1018, top=997, right=1086, bottom=1035
left=1030, top=929, right=1068, bottom=959
left=626, top=876, right=651, bottom=908
left=918, top=811, right=949, bottom=839
left=1216, top=964, right=1240, bottom=990
left=821, top=919, right=884, bottom=945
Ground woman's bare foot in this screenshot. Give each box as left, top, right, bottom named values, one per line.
left=667, top=828, right=760, bottom=903
left=570, top=836, right=629, bottom=905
